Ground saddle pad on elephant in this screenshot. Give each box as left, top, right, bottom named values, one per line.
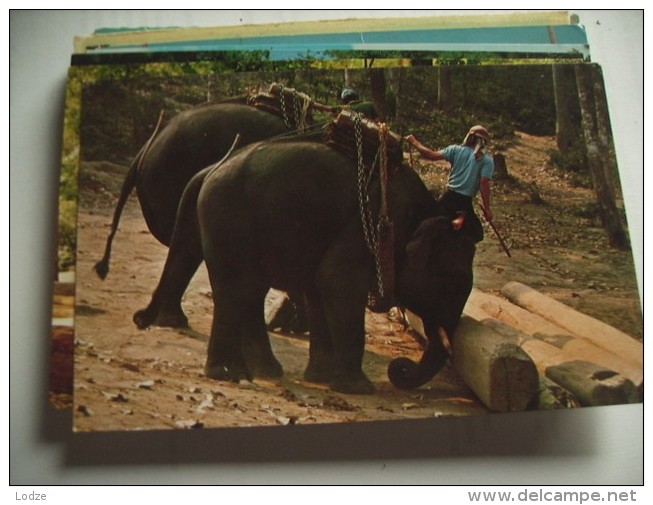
left=326, top=109, right=403, bottom=173
left=246, top=82, right=313, bottom=130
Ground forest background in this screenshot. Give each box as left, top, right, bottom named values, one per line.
left=59, top=54, right=630, bottom=275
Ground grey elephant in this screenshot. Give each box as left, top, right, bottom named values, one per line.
left=94, top=84, right=322, bottom=280
left=134, top=119, right=476, bottom=394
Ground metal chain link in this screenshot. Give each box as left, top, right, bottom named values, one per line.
left=354, top=113, right=385, bottom=297
left=278, top=84, right=293, bottom=129
left=278, top=84, right=311, bottom=133
left=293, top=89, right=302, bottom=133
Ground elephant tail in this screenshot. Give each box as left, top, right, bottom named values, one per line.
left=94, top=110, right=166, bottom=280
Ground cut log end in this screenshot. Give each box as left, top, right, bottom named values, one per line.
left=545, top=360, right=641, bottom=406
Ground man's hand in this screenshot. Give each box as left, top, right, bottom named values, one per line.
left=404, top=134, right=417, bottom=146
left=482, top=206, right=493, bottom=222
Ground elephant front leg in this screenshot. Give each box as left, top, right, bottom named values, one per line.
left=303, top=290, right=334, bottom=384
left=205, top=304, right=250, bottom=383
left=315, top=244, right=375, bottom=394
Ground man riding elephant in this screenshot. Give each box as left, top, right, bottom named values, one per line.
left=404, top=125, right=495, bottom=243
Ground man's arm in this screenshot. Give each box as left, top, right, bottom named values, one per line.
left=404, top=134, right=445, bottom=161
left=311, top=101, right=337, bottom=113
left=480, top=177, right=493, bottom=222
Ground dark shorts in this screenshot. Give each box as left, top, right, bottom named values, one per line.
left=438, top=190, right=484, bottom=243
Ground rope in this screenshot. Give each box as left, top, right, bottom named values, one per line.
left=278, top=84, right=312, bottom=133
left=379, top=124, right=389, bottom=220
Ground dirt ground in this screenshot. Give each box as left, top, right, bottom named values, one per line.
left=64, top=132, right=642, bottom=432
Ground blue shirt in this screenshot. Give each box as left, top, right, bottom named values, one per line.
left=441, top=145, right=494, bottom=197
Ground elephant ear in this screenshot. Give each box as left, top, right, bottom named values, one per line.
left=406, top=217, right=449, bottom=270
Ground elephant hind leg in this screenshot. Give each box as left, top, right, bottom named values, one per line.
left=204, top=257, right=283, bottom=383
left=133, top=170, right=211, bottom=329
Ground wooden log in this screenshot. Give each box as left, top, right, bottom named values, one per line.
left=264, top=289, right=293, bottom=331
left=464, top=301, right=642, bottom=398
left=466, top=315, right=561, bottom=372
left=545, top=360, right=640, bottom=406
left=460, top=316, right=581, bottom=409
left=462, top=300, right=493, bottom=322
left=560, top=338, right=642, bottom=395
left=535, top=377, right=581, bottom=410
left=466, top=288, right=571, bottom=337
left=466, top=288, right=643, bottom=379
left=501, top=281, right=642, bottom=368
left=452, top=316, right=539, bottom=412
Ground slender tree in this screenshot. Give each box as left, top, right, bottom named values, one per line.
left=437, top=65, right=453, bottom=113
left=574, top=63, right=629, bottom=249
left=369, top=67, right=387, bottom=122
left=389, top=66, right=407, bottom=134
left=552, top=63, right=577, bottom=153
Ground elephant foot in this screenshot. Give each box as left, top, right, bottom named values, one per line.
left=303, top=362, right=332, bottom=384
left=133, top=307, right=157, bottom=329
left=330, top=371, right=375, bottom=395
left=154, top=308, right=189, bottom=329
left=248, top=357, right=284, bottom=380
left=133, top=306, right=189, bottom=330
left=205, top=361, right=251, bottom=383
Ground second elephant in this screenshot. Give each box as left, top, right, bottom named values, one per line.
left=134, top=134, right=476, bottom=394
left=95, top=87, right=317, bottom=280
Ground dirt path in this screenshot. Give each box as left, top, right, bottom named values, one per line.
left=69, top=132, right=642, bottom=431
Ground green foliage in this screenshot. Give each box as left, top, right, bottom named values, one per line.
left=447, top=65, right=556, bottom=136
left=59, top=59, right=586, bottom=269
left=57, top=198, right=78, bottom=272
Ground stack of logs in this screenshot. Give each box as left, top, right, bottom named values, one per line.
left=407, top=281, right=642, bottom=413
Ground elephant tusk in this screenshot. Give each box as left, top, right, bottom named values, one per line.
left=438, top=326, right=453, bottom=357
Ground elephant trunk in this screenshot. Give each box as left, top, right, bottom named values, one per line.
left=387, top=324, right=452, bottom=390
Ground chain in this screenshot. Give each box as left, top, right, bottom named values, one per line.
left=278, top=84, right=293, bottom=129
left=293, top=89, right=302, bottom=133
left=354, top=113, right=385, bottom=297
left=278, top=84, right=311, bottom=133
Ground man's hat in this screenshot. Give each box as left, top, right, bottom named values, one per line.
left=468, top=125, right=491, bottom=142
left=341, top=88, right=358, bottom=102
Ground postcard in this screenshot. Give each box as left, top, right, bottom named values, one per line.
left=49, top=17, right=642, bottom=433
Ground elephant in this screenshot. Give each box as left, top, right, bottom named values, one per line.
left=94, top=85, right=321, bottom=280
left=133, top=125, right=476, bottom=394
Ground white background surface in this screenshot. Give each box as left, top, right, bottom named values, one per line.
left=8, top=9, right=645, bottom=488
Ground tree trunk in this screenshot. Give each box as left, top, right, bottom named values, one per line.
left=574, top=63, right=629, bottom=249
left=552, top=64, right=577, bottom=153
left=389, top=67, right=407, bottom=134
left=437, top=66, right=453, bottom=112
left=493, top=153, right=509, bottom=180
left=368, top=67, right=387, bottom=122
